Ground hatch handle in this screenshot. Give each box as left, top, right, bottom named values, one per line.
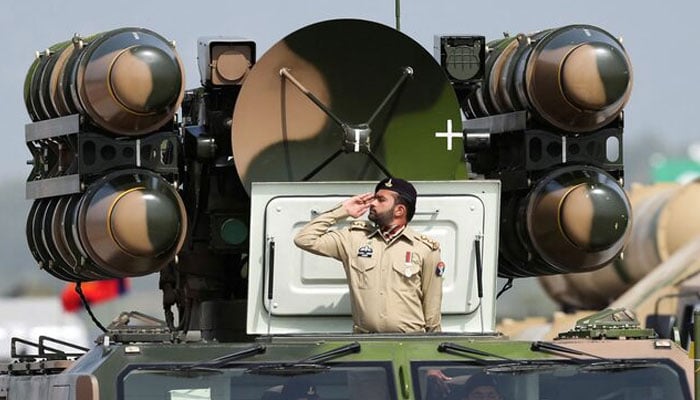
left=474, top=236, right=483, bottom=299
left=267, top=239, right=276, bottom=301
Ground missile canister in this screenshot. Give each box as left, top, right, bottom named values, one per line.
left=26, top=170, right=188, bottom=281
left=540, top=181, right=700, bottom=310
left=498, top=166, right=632, bottom=277
left=466, top=25, right=632, bottom=132
left=23, top=28, right=184, bottom=136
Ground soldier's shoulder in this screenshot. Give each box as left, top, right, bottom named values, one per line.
left=415, top=233, right=440, bottom=251
left=349, top=220, right=373, bottom=231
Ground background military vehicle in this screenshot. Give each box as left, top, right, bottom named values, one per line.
left=534, top=180, right=700, bottom=347
left=1, top=16, right=695, bottom=400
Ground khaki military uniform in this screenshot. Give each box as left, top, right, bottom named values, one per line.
left=294, top=204, right=443, bottom=333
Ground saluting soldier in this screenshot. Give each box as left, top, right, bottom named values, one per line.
left=294, top=177, right=444, bottom=333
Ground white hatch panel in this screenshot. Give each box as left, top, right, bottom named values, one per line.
left=264, top=195, right=483, bottom=315
left=246, top=181, right=500, bottom=334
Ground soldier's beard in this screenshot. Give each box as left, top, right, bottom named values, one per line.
left=368, top=206, right=395, bottom=228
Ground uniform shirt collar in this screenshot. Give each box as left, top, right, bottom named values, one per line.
left=370, top=223, right=408, bottom=243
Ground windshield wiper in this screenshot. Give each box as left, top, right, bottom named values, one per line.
left=482, top=361, right=561, bottom=374
left=577, top=359, right=660, bottom=372
left=188, top=344, right=267, bottom=369
left=438, top=342, right=559, bottom=373
left=531, top=341, right=659, bottom=372
left=438, top=342, right=513, bottom=365
left=246, top=342, right=361, bottom=376
left=530, top=341, right=606, bottom=362
left=246, top=362, right=331, bottom=376
left=132, top=344, right=267, bottom=374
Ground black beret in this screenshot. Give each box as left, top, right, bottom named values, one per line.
left=375, top=177, right=417, bottom=205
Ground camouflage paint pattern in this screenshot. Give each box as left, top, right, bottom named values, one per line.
left=467, top=25, right=632, bottom=133
left=540, top=181, right=700, bottom=310
left=23, top=40, right=71, bottom=121
left=10, top=22, right=696, bottom=400
left=524, top=166, right=631, bottom=274
left=24, top=28, right=184, bottom=136
left=77, top=28, right=184, bottom=135
left=7, top=333, right=690, bottom=400
left=47, top=44, right=76, bottom=115
left=26, top=169, right=188, bottom=282
left=76, top=169, right=187, bottom=278
left=231, top=19, right=465, bottom=194
left=210, top=45, right=253, bottom=85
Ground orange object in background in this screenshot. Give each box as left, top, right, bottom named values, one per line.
left=61, top=279, right=130, bottom=312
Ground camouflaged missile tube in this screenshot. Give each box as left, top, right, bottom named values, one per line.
left=466, top=25, right=632, bottom=133
left=24, top=28, right=187, bottom=282
left=24, top=28, right=184, bottom=135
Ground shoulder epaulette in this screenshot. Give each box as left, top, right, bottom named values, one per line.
left=416, top=234, right=440, bottom=251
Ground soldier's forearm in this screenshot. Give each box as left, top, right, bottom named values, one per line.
left=423, top=301, right=442, bottom=332
left=293, top=204, right=349, bottom=257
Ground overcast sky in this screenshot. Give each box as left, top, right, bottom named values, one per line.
left=1, top=0, right=699, bottom=285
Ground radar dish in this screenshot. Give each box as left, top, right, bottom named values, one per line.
left=231, top=19, right=464, bottom=193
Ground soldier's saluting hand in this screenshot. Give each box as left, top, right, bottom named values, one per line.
left=342, top=192, right=374, bottom=218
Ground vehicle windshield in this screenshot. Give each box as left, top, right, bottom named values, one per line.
left=119, top=362, right=394, bottom=400
left=413, top=360, right=690, bottom=400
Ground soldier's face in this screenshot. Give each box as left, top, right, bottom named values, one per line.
left=368, top=190, right=397, bottom=226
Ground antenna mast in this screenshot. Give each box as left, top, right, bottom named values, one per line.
left=395, top=0, right=401, bottom=31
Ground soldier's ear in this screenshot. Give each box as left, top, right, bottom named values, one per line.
left=395, top=204, right=406, bottom=217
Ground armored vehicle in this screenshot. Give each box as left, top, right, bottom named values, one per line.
left=2, top=17, right=695, bottom=400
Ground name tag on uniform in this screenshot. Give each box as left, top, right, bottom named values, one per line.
left=357, top=244, right=373, bottom=258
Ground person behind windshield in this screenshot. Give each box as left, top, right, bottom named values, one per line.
left=294, top=177, right=444, bottom=333
left=457, top=373, right=502, bottom=400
